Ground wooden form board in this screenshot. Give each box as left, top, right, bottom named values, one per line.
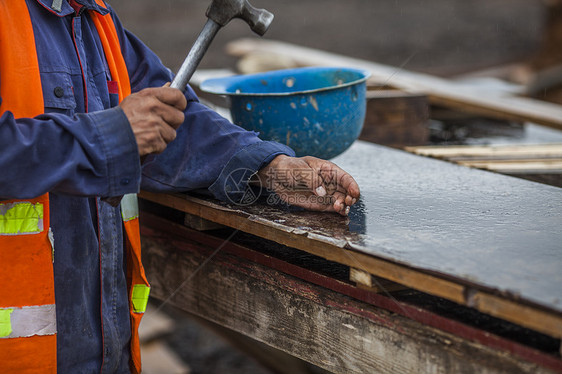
left=456, top=160, right=562, bottom=173
left=226, top=38, right=562, bottom=130
left=140, top=219, right=559, bottom=374
left=139, top=141, right=562, bottom=339
left=406, top=143, right=562, bottom=158
left=406, top=143, right=562, bottom=173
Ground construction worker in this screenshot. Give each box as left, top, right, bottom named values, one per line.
left=0, top=0, right=359, bottom=372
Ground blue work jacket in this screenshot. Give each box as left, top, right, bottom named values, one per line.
left=0, top=0, right=294, bottom=372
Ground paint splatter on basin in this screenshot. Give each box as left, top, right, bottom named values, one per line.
left=200, top=67, right=370, bottom=159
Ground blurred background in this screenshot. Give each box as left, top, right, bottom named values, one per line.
left=112, top=0, right=546, bottom=76
left=110, top=1, right=561, bottom=373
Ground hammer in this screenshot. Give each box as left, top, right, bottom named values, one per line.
left=170, top=0, right=274, bottom=91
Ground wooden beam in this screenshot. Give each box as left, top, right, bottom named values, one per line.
left=349, top=268, right=372, bottom=287
left=183, top=213, right=225, bottom=231
left=350, top=268, right=407, bottom=293
left=141, top=228, right=558, bottom=374
left=138, top=191, right=562, bottom=340
left=405, top=144, right=562, bottom=159
left=457, top=159, right=562, bottom=173
left=406, top=144, right=562, bottom=174
left=361, top=90, right=429, bottom=147
left=226, top=39, right=562, bottom=130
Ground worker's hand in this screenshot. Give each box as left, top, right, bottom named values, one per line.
left=257, top=155, right=360, bottom=216
left=119, top=86, right=187, bottom=157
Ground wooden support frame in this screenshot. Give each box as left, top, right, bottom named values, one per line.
left=360, top=90, right=429, bottom=147
left=350, top=268, right=406, bottom=293
left=139, top=191, right=562, bottom=341
left=140, top=213, right=561, bottom=373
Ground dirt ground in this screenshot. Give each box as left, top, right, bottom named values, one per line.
left=107, top=1, right=554, bottom=373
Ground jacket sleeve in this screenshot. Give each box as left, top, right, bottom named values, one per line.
left=108, top=7, right=295, bottom=202
left=0, top=106, right=141, bottom=200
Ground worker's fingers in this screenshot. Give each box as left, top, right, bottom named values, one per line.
left=344, top=194, right=357, bottom=207
left=331, top=191, right=350, bottom=216
left=263, top=155, right=359, bottom=200
left=275, top=156, right=334, bottom=197
left=121, top=88, right=186, bottom=125
left=257, top=154, right=322, bottom=194
left=303, top=157, right=359, bottom=215
left=119, top=88, right=187, bottom=156
left=150, top=86, right=187, bottom=111
left=302, top=156, right=360, bottom=199
left=275, top=190, right=350, bottom=216
left=155, top=117, right=178, bottom=144
left=256, top=154, right=359, bottom=215
left=151, top=100, right=185, bottom=130
left=270, top=176, right=351, bottom=216
left=130, top=115, right=177, bottom=154
left=271, top=185, right=336, bottom=212
left=289, top=163, right=328, bottom=197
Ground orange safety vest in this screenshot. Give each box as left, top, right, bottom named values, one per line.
left=0, top=1, right=149, bottom=373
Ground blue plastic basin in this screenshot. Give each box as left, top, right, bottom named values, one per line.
left=200, top=67, right=370, bottom=159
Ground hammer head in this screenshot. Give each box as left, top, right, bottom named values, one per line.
left=206, top=0, right=274, bottom=36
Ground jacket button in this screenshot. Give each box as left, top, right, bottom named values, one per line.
left=54, top=87, right=64, bottom=98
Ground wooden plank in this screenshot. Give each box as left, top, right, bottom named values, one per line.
left=350, top=268, right=407, bottom=293
left=508, top=173, right=562, bottom=188
left=405, top=144, right=562, bottom=173
left=360, top=90, right=429, bottom=147
left=470, top=291, right=562, bottom=344
left=141, top=232, right=559, bottom=374
left=226, top=39, right=562, bottom=130
left=139, top=189, right=562, bottom=340
left=405, top=143, right=562, bottom=158
left=448, top=156, right=562, bottom=162
left=183, top=212, right=225, bottom=231
left=349, top=268, right=372, bottom=287
left=457, top=159, right=562, bottom=173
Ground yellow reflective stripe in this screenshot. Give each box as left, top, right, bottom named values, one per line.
left=0, top=309, right=13, bottom=338
left=0, top=202, right=44, bottom=235
left=120, top=193, right=138, bottom=222
left=0, top=305, right=56, bottom=339
left=131, top=284, right=150, bottom=313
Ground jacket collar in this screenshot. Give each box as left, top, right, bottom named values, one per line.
left=34, top=0, right=109, bottom=17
